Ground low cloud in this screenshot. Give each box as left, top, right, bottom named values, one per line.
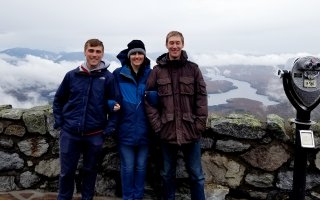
left=191, top=52, right=320, bottom=68
left=0, top=54, right=120, bottom=108
left=0, top=52, right=319, bottom=108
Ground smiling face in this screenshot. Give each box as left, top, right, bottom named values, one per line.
left=84, top=45, right=104, bottom=69
left=129, top=52, right=145, bottom=70
left=166, top=35, right=184, bottom=60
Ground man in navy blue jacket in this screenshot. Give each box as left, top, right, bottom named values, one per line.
left=53, top=39, right=119, bottom=200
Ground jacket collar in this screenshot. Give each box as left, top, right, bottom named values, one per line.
left=77, top=61, right=109, bottom=76
left=156, top=50, right=188, bottom=66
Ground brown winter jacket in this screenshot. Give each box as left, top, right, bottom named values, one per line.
left=144, top=51, right=208, bottom=145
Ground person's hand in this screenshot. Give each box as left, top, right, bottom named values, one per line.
left=113, top=103, right=120, bottom=111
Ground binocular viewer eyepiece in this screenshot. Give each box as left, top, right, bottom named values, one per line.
left=295, top=56, right=320, bottom=71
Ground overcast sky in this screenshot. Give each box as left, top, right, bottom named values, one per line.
left=1, top=0, right=320, bottom=108
left=1, top=0, right=320, bottom=55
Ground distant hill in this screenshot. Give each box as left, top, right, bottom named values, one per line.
left=0, top=47, right=118, bottom=62
left=0, top=47, right=161, bottom=63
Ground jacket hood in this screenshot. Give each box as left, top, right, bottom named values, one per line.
left=156, top=50, right=188, bottom=66
left=117, top=48, right=151, bottom=67
left=79, top=60, right=110, bottom=73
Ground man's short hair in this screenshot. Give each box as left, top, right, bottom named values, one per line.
left=84, top=39, right=104, bottom=51
left=166, top=31, right=184, bottom=45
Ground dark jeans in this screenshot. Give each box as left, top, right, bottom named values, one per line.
left=160, top=141, right=205, bottom=200
left=57, top=130, right=104, bottom=200
left=119, top=143, right=149, bottom=200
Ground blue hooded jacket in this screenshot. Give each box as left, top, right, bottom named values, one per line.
left=113, top=49, right=152, bottom=145
left=53, top=61, right=118, bottom=136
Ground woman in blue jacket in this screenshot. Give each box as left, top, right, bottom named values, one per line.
left=113, top=40, right=152, bottom=200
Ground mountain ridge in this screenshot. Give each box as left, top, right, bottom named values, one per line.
left=0, top=47, right=162, bottom=63
left=0, top=47, right=118, bottom=63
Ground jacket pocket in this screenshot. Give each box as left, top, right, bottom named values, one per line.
left=182, top=113, right=198, bottom=138
left=183, top=113, right=205, bottom=136
left=161, top=113, right=174, bottom=124
left=182, top=113, right=195, bottom=123
left=157, top=78, right=172, bottom=96
left=179, top=77, right=194, bottom=95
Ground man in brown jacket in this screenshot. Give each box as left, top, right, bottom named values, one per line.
left=144, top=31, right=208, bottom=200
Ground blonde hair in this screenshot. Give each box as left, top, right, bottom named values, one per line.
left=166, top=31, right=184, bottom=45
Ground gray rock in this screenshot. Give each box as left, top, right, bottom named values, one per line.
left=0, top=138, right=14, bottom=148
left=20, top=171, right=41, bottom=188
left=4, top=124, right=26, bottom=137
left=245, top=172, right=274, bottom=188
left=276, top=171, right=320, bottom=190
left=46, top=108, right=59, bottom=138
left=0, top=120, right=13, bottom=134
left=205, top=184, right=229, bottom=200
left=18, top=138, right=49, bottom=157
left=315, top=151, right=320, bottom=170
left=248, top=190, right=268, bottom=199
left=200, top=137, right=214, bottom=149
left=312, top=122, right=320, bottom=149
left=0, top=108, right=24, bottom=120
left=216, top=140, right=250, bottom=152
left=0, top=176, right=18, bottom=191
left=276, top=171, right=293, bottom=190
left=211, top=114, right=266, bottom=139
left=35, top=158, right=60, bottom=178
left=202, top=152, right=245, bottom=188
left=95, top=175, right=117, bottom=196
left=101, top=152, right=120, bottom=172
left=22, top=110, right=46, bottom=134
left=241, top=142, right=290, bottom=171
left=0, top=105, right=12, bottom=111
left=266, top=114, right=290, bottom=141
left=176, top=156, right=188, bottom=179
left=51, top=139, right=60, bottom=155
left=0, top=122, right=3, bottom=133
left=311, top=191, right=320, bottom=199
left=0, top=151, right=24, bottom=170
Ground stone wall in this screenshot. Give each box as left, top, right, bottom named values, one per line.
left=1, top=104, right=320, bottom=199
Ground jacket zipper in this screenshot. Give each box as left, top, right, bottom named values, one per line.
left=81, top=76, right=92, bottom=135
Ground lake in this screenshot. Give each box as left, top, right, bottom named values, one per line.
left=206, top=69, right=279, bottom=106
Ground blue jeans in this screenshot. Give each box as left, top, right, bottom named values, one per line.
left=160, top=141, right=205, bottom=200
left=119, top=144, right=149, bottom=200
left=58, top=130, right=104, bottom=200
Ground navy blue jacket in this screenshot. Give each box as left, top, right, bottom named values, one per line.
left=53, top=63, right=118, bottom=136
left=114, top=51, right=152, bottom=145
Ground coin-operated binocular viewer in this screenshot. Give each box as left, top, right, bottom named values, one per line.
left=279, top=56, right=320, bottom=200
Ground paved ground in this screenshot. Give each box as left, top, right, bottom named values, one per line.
left=0, top=190, right=121, bottom=200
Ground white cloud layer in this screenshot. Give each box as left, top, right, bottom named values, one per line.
left=0, top=52, right=316, bottom=108
left=0, top=54, right=130, bottom=108
left=191, top=53, right=320, bottom=67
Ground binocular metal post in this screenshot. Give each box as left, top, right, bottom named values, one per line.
left=291, top=111, right=312, bottom=200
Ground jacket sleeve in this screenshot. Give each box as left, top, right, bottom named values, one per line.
left=103, top=73, right=121, bottom=136
left=194, top=66, right=208, bottom=134
left=52, top=73, right=70, bottom=129
left=144, top=67, right=162, bottom=133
